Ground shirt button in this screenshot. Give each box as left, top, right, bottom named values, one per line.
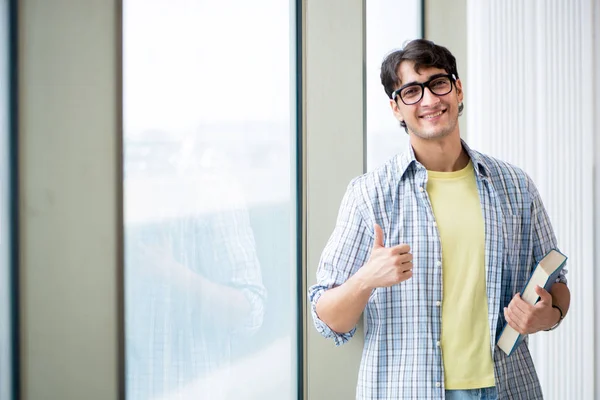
left=432, top=221, right=437, bottom=227
left=435, top=382, right=441, bottom=388
left=419, top=186, right=424, bottom=192
left=436, top=341, right=440, bottom=347
left=436, top=260, right=442, bottom=267
left=436, top=301, right=441, bottom=307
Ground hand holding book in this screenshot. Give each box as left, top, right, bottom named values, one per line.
left=497, top=249, right=568, bottom=356
left=503, top=285, right=561, bottom=335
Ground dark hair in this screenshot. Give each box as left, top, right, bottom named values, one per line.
left=380, top=39, right=463, bottom=132
left=381, top=39, right=460, bottom=98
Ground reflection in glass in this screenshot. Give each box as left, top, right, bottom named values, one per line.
left=123, top=1, right=297, bottom=399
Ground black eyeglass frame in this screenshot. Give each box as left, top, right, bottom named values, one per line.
left=391, top=73, right=457, bottom=105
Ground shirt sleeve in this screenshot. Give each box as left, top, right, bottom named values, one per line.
left=308, top=180, right=374, bottom=346
left=211, top=207, right=267, bottom=336
left=527, top=176, right=568, bottom=285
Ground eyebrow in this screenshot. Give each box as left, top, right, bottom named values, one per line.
left=398, top=73, right=449, bottom=90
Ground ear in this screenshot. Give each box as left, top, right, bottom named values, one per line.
left=390, top=98, right=404, bottom=122
left=455, top=78, right=464, bottom=102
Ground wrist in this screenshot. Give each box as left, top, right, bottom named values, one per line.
left=552, top=307, right=561, bottom=324
left=545, top=304, right=565, bottom=331
left=351, top=268, right=375, bottom=293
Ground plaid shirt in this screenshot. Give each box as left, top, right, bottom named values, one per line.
left=309, top=140, right=567, bottom=400
left=126, top=206, right=266, bottom=399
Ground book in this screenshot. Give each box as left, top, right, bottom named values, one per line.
left=496, top=249, right=568, bottom=356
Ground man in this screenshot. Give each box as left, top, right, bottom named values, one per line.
left=308, top=39, right=570, bottom=400
left=126, top=139, right=266, bottom=399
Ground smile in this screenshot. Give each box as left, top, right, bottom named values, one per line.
left=420, top=110, right=446, bottom=119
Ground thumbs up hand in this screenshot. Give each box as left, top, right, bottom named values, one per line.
left=357, top=224, right=413, bottom=289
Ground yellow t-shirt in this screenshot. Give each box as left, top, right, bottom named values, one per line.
left=426, top=160, right=495, bottom=389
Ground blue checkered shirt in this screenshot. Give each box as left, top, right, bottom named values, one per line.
left=309, top=141, right=567, bottom=399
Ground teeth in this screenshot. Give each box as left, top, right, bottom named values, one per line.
left=423, top=111, right=443, bottom=119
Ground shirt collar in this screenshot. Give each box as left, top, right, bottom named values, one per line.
left=396, top=138, right=491, bottom=180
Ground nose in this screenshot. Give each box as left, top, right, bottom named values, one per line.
left=420, top=87, right=441, bottom=107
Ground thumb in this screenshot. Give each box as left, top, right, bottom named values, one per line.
left=373, top=224, right=385, bottom=248
left=535, top=285, right=552, bottom=304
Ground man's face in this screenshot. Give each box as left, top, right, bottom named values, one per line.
left=390, top=62, right=463, bottom=140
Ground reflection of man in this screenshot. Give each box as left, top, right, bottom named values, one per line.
left=309, top=39, right=570, bottom=399
left=126, top=137, right=266, bottom=400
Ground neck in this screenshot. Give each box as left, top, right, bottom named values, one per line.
left=409, top=133, right=469, bottom=172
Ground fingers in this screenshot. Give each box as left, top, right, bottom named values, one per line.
left=504, top=295, right=523, bottom=332
left=395, top=266, right=413, bottom=281
left=504, top=306, right=525, bottom=334
left=505, top=292, right=551, bottom=335
left=373, top=224, right=384, bottom=248
left=397, top=252, right=413, bottom=266
left=505, top=294, right=531, bottom=334
left=390, top=249, right=412, bottom=275
left=399, top=259, right=413, bottom=272
left=382, top=247, right=412, bottom=267
left=510, top=294, right=531, bottom=313
left=399, top=253, right=413, bottom=274
left=369, top=225, right=413, bottom=280
left=390, top=243, right=411, bottom=254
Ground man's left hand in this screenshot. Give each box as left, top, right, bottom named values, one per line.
left=504, top=285, right=560, bottom=334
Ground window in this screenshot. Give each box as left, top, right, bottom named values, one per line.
left=0, top=0, right=12, bottom=397
left=366, top=0, right=422, bottom=170
left=123, top=1, right=299, bottom=399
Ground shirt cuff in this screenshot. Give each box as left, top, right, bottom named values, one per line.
left=309, top=286, right=356, bottom=346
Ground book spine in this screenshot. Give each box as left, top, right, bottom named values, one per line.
left=544, top=266, right=564, bottom=292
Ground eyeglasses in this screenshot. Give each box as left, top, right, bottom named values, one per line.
left=391, top=74, right=457, bottom=105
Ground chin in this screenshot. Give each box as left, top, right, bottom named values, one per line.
left=409, top=121, right=458, bottom=140
left=410, top=129, right=452, bottom=140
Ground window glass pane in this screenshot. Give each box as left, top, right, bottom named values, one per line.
left=0, top=0, right=12, bottom=397
left=123, top=1, right=298, bottom=399
left=366, top=0, right=422, bottom=170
